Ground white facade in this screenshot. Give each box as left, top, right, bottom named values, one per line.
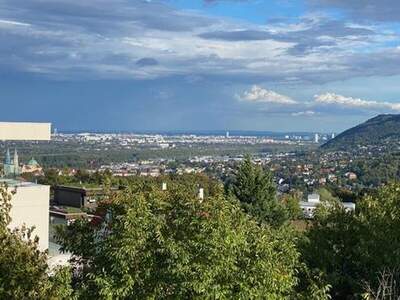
left=0, top=121, right=51, bottom=252
left=308, top=193, right=320, bottom=203
left=5, top=180, right=50, bottom=251
left=299, top=201, right=318, bottom=219
left=343, top=202, right=356, bottom=211
left=300, top=192, right=356, bottom=219
left=0, top=122, right=51, bottom=141
left=198, top=188, right=204, bottom=200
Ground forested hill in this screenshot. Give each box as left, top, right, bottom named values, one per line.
left=321, top=114, right=400, bottom=150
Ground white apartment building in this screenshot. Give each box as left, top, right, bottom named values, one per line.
left=3, top=179, right=50, bottom=251
left=300, top=192, right=355, bottom=219
left=0, top=122, right=51, bottom=251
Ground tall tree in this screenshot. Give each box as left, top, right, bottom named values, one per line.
left=229, top=155, right=288, bottom=227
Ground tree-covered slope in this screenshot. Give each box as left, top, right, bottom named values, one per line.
left=321, top=114, right=400, bottom=150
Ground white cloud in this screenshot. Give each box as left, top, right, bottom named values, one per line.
left=314, top=92, right=400, bottom=111
left=291, top=110, right=316, bottom=116
left=0, top=0, right=392, bottom=83
left=238, top=85, right=297, bottom=105
left=238, top=87, right=400, bottom=115
left=0, top=19, right=30, bottom=27
left=0, top=0, right=398, bottom=85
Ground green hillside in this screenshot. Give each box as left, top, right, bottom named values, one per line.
left=321, top=114, right=400, bottom=150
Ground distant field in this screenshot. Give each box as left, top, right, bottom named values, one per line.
left=0, top=141, right=316, bottom=168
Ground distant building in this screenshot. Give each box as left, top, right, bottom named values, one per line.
left=314, top=133, right=319, bottom=143
left=299, top=193, right=355, bottom=219
left=54, top=185, right=119, bottom=208
left=54, top=186, right=102, bottom=208
left=21, top=157, right=43, bottom=175
left=3, top=148, right=21, bottom=177
left=139, top=167, right=161, bottom=177
left=307, top=193, right=320, bottom=203
left=226, top=131, right=230, bottom=138
left=3, top=149, right=43, bottom=177
left=299, top=201, right=319, bottom=219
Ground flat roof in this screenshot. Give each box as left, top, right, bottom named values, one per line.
left=0, top=122, right=51, bottom=141
left=299, top=200, right=355, bottom=209
left=55, top=185, right=105, bottom=191
left=54, top=185, right=119, bottom=194
left=299, top=201, right=319, bottom=208
left=308, top=193, right=320, bottom=198
left=0, top=178, right=45, bottom=188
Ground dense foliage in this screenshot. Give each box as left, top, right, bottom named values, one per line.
left=302, top=183, right=400, bottom=298
left=7, top=155, right=400, bottom=299
left=56, top=179, right=301, bottom=299
left=350, top=153, right=400, bottom=186
left=227, top=155, right=288, bottom=227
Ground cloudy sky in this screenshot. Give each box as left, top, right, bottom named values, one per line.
left=2, top=0, right=400, bottom=132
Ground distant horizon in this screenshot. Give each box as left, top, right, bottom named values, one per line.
left=0, top=112, right=382, bottom=135
left=56, top=129, right=337, bottom=136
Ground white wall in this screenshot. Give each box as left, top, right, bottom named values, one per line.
left=0, top=122, right=51, bottom=141
left=8, top=183, right=50, bottom=251
left=307, top=194, right=320, bottom=203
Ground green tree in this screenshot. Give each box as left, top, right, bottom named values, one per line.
left=56, top=180, right=300, bottom=299
left=40, top=168, right=60, bottom=186
left=229, top=155, right=288, bottom=227
left=0, top=184, right=73, bottom=299
left=317, top=188, right=338, bottom=203
left=281, top=193, right=303, bottom=220
left=302, top=182, right=400, bottom=298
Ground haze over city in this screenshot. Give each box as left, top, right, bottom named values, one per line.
left=2, top=0, right=400, bottom=132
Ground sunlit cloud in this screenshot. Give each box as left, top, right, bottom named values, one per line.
left=237, top=85, right=297, bottom=105
left=314, top=93, right=400, bottom=112
left=239, top=86, right=400, bottom=115
left=0, top=19, right=30, bottom=27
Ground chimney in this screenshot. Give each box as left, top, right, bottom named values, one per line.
left=198, top=188, right=204, bottom=201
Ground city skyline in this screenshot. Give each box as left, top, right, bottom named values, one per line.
left=2, top=0, right=400, bottom=132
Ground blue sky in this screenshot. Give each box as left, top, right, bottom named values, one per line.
left=1, top=0, right=400, bottom=132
